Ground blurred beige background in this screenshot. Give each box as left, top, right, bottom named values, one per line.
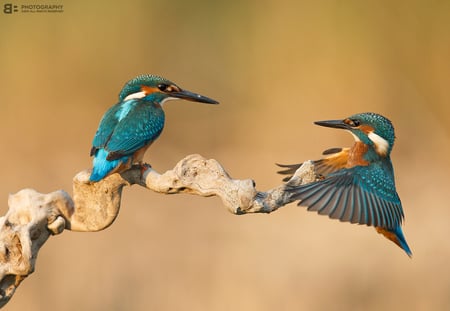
left=1, top=0, right=449, bottom=310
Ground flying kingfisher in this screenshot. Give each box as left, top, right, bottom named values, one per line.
left=278, top=112, right=412, bottom=257
left=89, top=74, right=219, bottom=182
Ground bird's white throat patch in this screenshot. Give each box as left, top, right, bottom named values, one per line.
left=123, top=91, right=146, bottom=101
left=122, top=92, right=179, bottom=106
left=159, top=97, right=179, bottom=105
left=368, top=131, right=389, bottom=156
left=349, top=131, right=361, bottom=142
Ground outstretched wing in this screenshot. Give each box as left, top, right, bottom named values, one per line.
left=277, top=147, right=350, bottom=181
left=286, top=162, right=404, bottom=229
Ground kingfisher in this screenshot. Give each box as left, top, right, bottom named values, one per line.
left=278, top=112, right=412, bottom=257
left=89, top=74, right=219, bottom=182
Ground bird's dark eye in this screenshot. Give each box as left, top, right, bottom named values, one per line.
left=352, top=120, right=361, bottom=127
left=352, top=119, right=361, bottom=127
left=157, top=84, right=169, bottom=91
left=344, top=118, right=360, bottom=127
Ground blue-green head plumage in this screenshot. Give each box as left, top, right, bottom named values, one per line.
left=118, top=74, right=219, bottom=105
left=347, top=112, right=395, bottom=154
left=315, top=112, right=395, bottom=158
left=119, top=75, right=175, bottom=102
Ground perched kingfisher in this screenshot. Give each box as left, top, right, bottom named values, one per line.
left=89, top=74, right=219, bottom=182
left=278, top=112, right=412, bottom=257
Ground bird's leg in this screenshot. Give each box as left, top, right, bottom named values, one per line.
left=130, top=162, right=152, bottom=178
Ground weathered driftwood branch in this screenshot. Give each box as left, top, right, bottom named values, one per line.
left=0, top=154, right=316, bottom=308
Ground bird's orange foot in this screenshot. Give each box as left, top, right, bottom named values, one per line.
left=139, top=163, right=151, bottom=178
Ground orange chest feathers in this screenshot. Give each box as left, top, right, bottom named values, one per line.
left=346, top=142, right=369, bottom=168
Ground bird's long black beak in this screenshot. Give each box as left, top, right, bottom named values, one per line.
left=314, top=119, right=349, bottom=130
left=171, top=89, right=219, bottom=105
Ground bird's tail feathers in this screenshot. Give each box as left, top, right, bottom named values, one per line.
left=90, top=149, right=129, bottom=182
left=376, top=226, right=412, bottom=257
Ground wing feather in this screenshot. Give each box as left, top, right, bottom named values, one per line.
left=287, top=163, right=403, bottom=229
left=335, top=183, right=350, bottom=222
left=299, top=183, right=331, bottom=212
left=328, top=186, right=343, bottom=219
left=347, top=184, right=358, bottom=224
left=91, top=102, right=123, bottom=153
left=316, top=184, right=340, bottom=215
